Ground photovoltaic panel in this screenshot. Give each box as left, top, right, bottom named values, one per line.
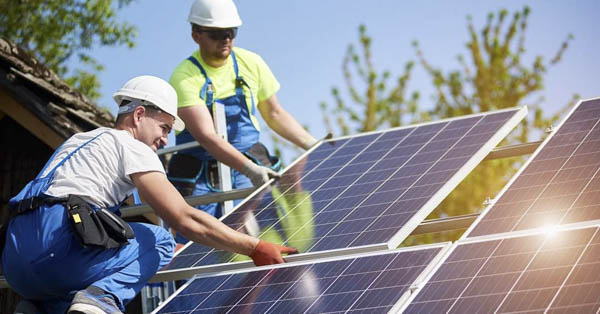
left=158, top=107, right=526, bottom=279
left=153, top=244, right=449, bottom=314
left=466, top=98, right=600, bottom=238
left=402, top=222, right=600, bottom=313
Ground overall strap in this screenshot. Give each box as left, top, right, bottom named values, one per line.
left=231, top=50, right=257, bottom=116
left=187, top=56, right=214, bottom=106
left=40, top=131, right=109, bottom=180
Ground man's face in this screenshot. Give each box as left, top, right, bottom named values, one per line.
left=136, top=107, right=173, bottom=152
left=193, top=27, right=237, bottom=61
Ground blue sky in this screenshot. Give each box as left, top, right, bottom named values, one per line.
left=91, top=0, right=599, bottom=161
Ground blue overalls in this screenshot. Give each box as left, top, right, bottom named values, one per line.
left=169, top=51, right=259, bottom=225
left=1, top=132, right=175, bottom=313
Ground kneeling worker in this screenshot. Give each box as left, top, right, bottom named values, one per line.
left=1, top=75, right=296, bottom=313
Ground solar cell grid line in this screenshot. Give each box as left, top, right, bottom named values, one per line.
left=465, top=98, right=600, bottom=239
left=157, top=107, right=527, bottom=280
left=400, top=221, right=600, bottom=313
left=152, top=243, right=451, bottom=314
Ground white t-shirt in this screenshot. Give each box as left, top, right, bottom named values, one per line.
left=42, top=127, right=165, bottom=208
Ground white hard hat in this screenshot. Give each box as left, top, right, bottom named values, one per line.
left=188, top=0, right=242, bottom=28
left=113, top=75, right=185, bottom=131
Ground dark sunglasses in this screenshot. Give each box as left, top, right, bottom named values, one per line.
left=198, top=28, right=238, bottom=41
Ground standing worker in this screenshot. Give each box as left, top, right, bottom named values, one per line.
left=168, top=0, right=318, bottom=229
left=1, top=75, right=296, bottom=314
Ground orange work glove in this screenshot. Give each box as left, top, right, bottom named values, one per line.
left=249, top=240, right=298, bottom=266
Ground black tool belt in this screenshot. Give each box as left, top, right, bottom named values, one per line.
left=0, top=196, right=67, bottom=256
left=167, top=142, right=281, bottom=195
left=1, top=195, right=134, bottom=253
left=65, top=195, right=134, bottom=249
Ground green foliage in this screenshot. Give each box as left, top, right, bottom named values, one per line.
left=0, top=0, right=137, bottom=101
left=322, top=7, right=578, bottom=246
left=320, top=25, right=420, bottom=136
left=413, top=6, right=574, bottom=143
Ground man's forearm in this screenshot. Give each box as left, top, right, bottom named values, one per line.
left=182, top=208, right=259, bottom=255
left=265, top=110, right=316, bottom=149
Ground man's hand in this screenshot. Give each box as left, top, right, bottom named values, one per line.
left=301, top=136, right=318, bottom=150
left=300, top=133, right=333, bottom=150
left=249, top=240, right=298, bottom=266
left=241, top=160, right=280, bottom=187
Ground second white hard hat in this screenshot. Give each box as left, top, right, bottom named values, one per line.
left=188, top=0, right=242, bottom=28
left=113, top=75, right=185, bottom=131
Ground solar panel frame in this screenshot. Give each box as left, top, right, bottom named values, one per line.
left=463, top=97, right=600, bottom=239
left=399, top=219, right=600, bottom=313
left=151, top=243, right=452, bottom=314
left=154, top=107, right=527, bottom=282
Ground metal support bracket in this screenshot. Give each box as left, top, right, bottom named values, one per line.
left=213, top=101, right=234, bottom=215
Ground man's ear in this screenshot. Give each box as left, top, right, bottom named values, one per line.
left=192, top=31, right=201, bottom=45
left=132, top=106, right=146, bottom=126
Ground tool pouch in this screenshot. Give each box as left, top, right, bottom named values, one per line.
left=66, top=195, right=133, bottom=249
left=168, top=153, right=204, bottom=196
left=244, top=142, right=282, bottom=172
left=96, top=208, right=134, bottom=243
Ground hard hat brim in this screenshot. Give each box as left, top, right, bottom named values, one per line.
left=172, top=116, right=185, bottom=132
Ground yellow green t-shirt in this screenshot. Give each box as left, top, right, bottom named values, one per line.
left=169, top=47, right=280, bottom=130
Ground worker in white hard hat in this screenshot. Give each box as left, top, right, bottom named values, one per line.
left=168, top=0, right=319, bottom=235
left=1, top=75, right=297, bottom=313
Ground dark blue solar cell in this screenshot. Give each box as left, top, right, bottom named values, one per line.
left=446, top=116, right=483, bottom=129
left=352, top=149, right=393, bottom=163
left=378, top=127, right=414, bottom=140
left=367, top=138, right=406, bottom=152
left=377, top=176, right=415, bottom=191
left=388, top=142, right=423, bottom=157
left=412, top=122, right=447, bottom=135
left=163, top=252, right=205, bottom=271
left=327, top=219, right=373, bottom=236
left=368, top=213, right=412, bottom=230
left=422, top=137, right=463, bottom=152
left=332, top=142, right=372, bottom=155
left=361, top=189, right=404, bottom=206
left=349, top=229, right=397, bottom=246
left=370, top=156, right=412, bottom=172
left=156, top=248, right=443, bottom=313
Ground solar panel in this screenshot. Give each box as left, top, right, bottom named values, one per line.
left=466, top=98, right=600, bottom=238
left=153, top=244, right=450, bottom=313
left=158, top=107, right=527, bottom=280
left=402, top=222, right=600, bottom=313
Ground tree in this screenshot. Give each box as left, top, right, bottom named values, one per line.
left=321, top=7, right=577, bottom=245
left=0, top=0, right=137, bottom=101
left=413, top=6, right=574, bottom=142
left=320, top=25, right=420, bottom=136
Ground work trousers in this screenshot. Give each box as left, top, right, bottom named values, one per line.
left=1, top=202, right=175, bottom=313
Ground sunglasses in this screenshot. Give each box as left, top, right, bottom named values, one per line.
left=198, top=28, right=238, bottom=41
